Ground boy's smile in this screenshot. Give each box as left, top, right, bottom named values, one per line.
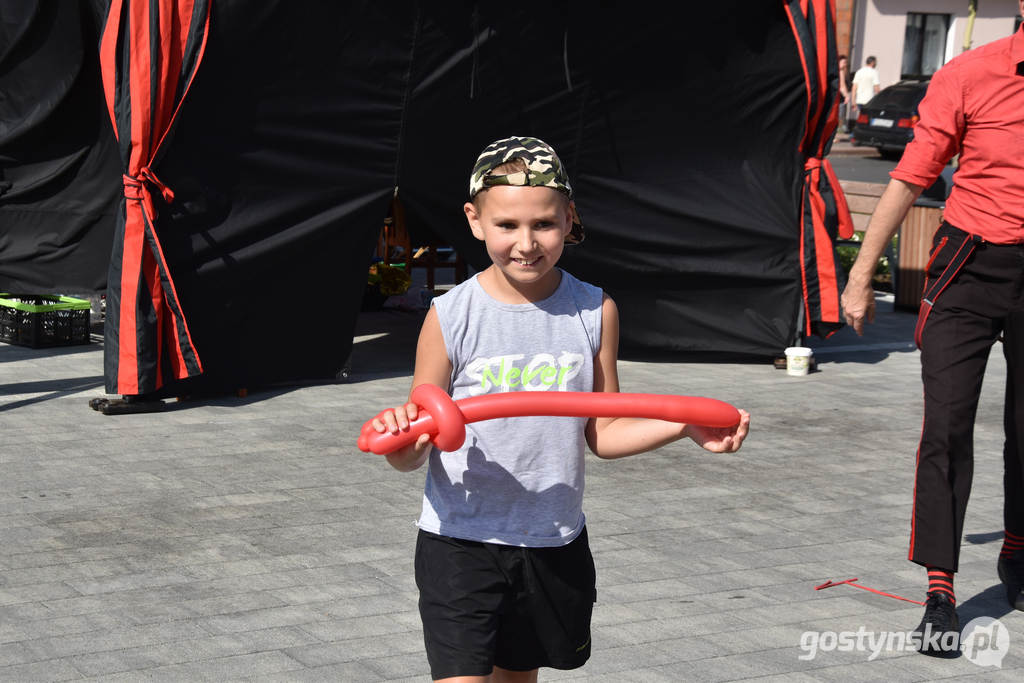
left=464, top=185, right=574, bottom=303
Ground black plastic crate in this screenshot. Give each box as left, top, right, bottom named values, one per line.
left=0, top=294, right=92, bottom=348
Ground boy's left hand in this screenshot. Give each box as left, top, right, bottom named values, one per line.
left=686, top=409, right=750, bottom=453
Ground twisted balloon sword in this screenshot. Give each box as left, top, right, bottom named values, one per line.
left=358, top=383, right=741, bottom=455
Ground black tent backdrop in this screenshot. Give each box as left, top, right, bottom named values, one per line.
left=0, top=1, right=120, bottom=293
left=0, top=0, right=847, bottom=395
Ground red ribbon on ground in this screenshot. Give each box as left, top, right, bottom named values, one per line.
left=815, top=578, right=925, bottom=606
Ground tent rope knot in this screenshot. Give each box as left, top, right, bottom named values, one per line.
left=138, top=166, right=175, bottom=203
left=122, top=167, right=174, bottom=220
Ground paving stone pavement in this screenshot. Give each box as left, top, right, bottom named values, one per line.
left=1, top=293, right=1020, bottom=681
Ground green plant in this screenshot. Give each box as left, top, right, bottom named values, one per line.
left=836, top=231, right=896, bottom=276
left=367, top=263, right=411, bottom=296
left=837, top=244, right=860, bottom=273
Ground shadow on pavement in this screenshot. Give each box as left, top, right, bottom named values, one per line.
left=811, top=293, right=919, bottom=365
left=343, top=308, right=426, bottom=383
left=0, top=375, right=106, bottom=412
left=0, top=336, right=103, bottom=363
left=965, top=531, right=1004, bottom=545
left=957, top=584, right=1015, bottom=624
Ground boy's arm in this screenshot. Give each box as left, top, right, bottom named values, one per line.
left=377, top=306, right=454, bottom=472
left=584, top=296, right=749, bottom=459
left=585, top=294, right=753, bottom=458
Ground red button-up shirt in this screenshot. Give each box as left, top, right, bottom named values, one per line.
left=892, top=27, right=1024, bottom=244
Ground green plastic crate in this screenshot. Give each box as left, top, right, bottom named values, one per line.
left=0, top=294, right=92, bottom=348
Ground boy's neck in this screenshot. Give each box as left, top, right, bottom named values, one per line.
left=477, top=266, right=563, bottom=304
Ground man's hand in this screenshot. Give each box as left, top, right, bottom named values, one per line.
left=839, top=178, right=924, bottom=336
left=841, top=274, right=876, bottom=336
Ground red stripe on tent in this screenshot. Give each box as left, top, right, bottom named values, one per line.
left=810, top=0, right=831, bottom=156
left=142, top=191, right=202, bottom=378
left=804, top=3, right=823, bottom=152
left=143, top=233, right=165, bottom=382
left=786, top=0, right=820, bottom=338
left=787, top=0, right=849, bottom=337
left=149, top=1, right=208, bottom=380
left=152, top=3, right=210, bottom=156
left=806, top=174, right=839, bottom=325
left=822, top=159, right=854, bottom=239
left=806, top=162, right=840, bottom=322
left=152, top=0, right=186, bottom=136
left=798, top=187, right=812, bottom=337
left=147, top=1, right=209, bottom=378
left=820, top=2, right=842, bottom=160
left=127, top=0, right=151, bottom=173
left=783, top=6, right=813, bottom=152
left=101, top=0, right=208, bottom=394
left=113, top=0, right=156, bottom=393
left=177, top=1, right=195, bottom=67
left=119, top=176, right=145, bottom=395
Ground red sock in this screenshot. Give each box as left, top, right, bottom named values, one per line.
left=1001, top=530, right=1024, bottom=559
left=926, top=566, right=955, bottom=602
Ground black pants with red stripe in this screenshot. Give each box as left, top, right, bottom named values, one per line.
left=911, top=223, right=1024, bottom=572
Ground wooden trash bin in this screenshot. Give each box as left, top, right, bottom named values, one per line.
left=838, top=180, right=947, bottom=311
left=894, top=198, right=944, bottom=310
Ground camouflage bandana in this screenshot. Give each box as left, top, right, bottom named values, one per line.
left=469, top=136, right=584, bottom=245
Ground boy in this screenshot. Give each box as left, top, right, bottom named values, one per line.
left=372, top=136, right=750, bottom=682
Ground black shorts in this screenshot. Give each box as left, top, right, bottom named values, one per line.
left=414, top=527, right=596, bottom=679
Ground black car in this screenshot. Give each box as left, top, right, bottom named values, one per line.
left=852, top=78, right=930, bottom=160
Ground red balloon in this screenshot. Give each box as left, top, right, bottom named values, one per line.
left=357, top=387, right=740, bottom=456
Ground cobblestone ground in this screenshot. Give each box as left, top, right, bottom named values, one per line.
left=1, top=295, right=1019, bottom=681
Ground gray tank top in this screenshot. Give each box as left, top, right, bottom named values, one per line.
left=418, top=269, right=603, bottom=547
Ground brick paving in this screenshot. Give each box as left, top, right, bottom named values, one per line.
left=0, top=293, right=1020, bottom=681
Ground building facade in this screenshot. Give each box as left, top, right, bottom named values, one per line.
left=838, top=1, right=1021, bottom=90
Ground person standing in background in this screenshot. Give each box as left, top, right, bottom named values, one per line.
left=837, top=54, right=852, bottom=133
left=850, top=55, right=880, bottom=120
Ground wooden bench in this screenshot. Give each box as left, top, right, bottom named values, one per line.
left=838, top=179, right=944, bottom=310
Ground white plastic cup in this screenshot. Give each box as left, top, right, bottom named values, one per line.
left=784, top=346, right=813, bottom=376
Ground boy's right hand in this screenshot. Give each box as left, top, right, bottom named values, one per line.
left=373, top=402, right=433, bottom=470
left=372, top=401, right=420, bottom=435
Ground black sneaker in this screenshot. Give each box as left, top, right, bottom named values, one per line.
left=913, top=591, right=960, bottom=657
left=997, top=554, right=1024, bottom=611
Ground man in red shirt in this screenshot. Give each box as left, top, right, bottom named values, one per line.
left=842, top=5, right=1024, bottom=655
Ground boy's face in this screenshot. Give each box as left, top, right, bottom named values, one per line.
left=464, top=185, right=574, bottom=294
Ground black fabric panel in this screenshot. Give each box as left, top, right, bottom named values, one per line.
left=3, top=0, right=815, bottom=391
left=0, top=0, right=120, bottom=292
left=150, top=0, right=406, bottom=392
left=570, top=4, right=805, bottom=358
left=400, top=2, right=805, bottom=358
